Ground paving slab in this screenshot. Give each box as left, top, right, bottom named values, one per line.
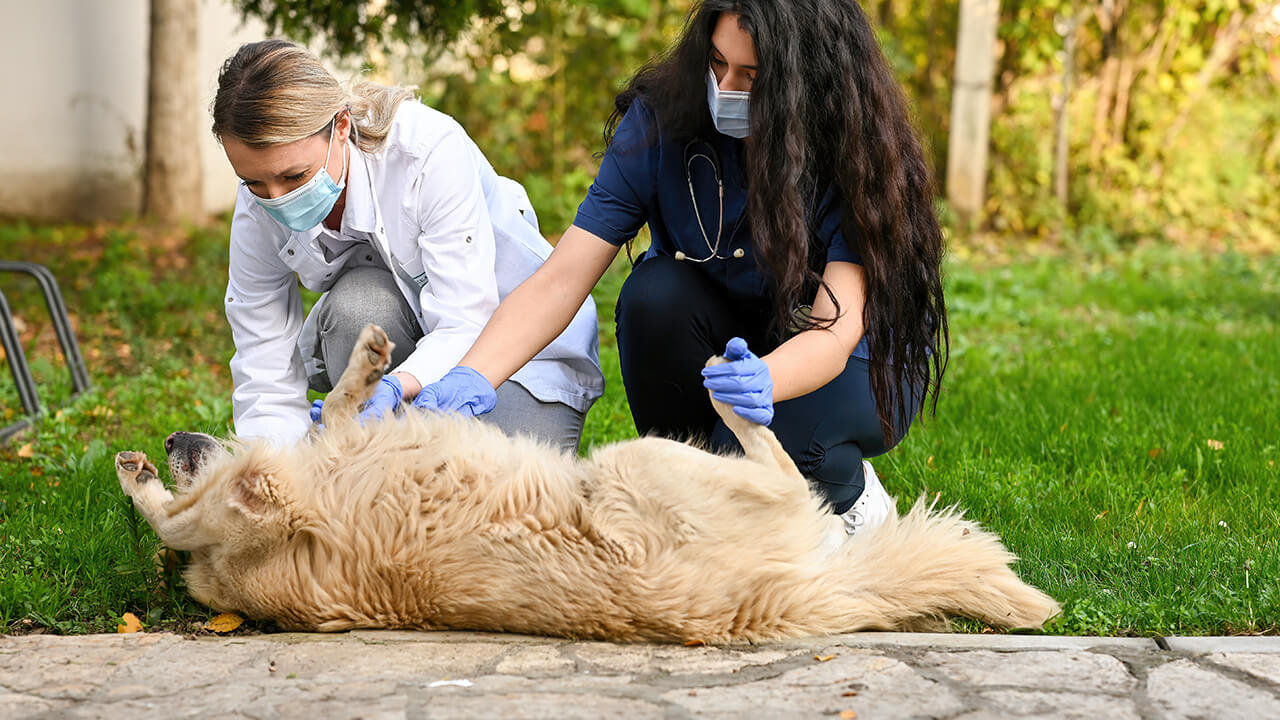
left=1, top=632, right=1276, bottom=719
left=1146, top=658, right=1280, bottom=719
left=1161, top=636, right=1280, bottom=654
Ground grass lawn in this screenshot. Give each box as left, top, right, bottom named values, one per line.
left=0, top=219, right=1276, bottom=636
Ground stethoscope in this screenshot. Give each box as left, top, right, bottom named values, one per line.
left=677, top=140, right=746, bottom=262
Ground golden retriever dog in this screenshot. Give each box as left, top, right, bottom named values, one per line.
left=115, top=324, right=1058, bottom=643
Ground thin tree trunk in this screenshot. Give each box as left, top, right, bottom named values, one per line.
left=946, top=0, right=1001, bottom=224
left=1090, top=0, right=1124, bottom=166
left=143, top=0, right=203, bottom=223
left=1053, top=12, right=1080, bottom=211
left=878, top=0, right=894, bottom=31
left=1110, top=55, right=1136, bottom=149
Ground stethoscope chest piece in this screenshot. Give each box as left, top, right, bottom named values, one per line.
left=673, top=248, right=745, bottom=261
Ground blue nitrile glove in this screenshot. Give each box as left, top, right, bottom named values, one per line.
left=309, top=375, right=403, bottom=426
left=701, top=337, right=774, bottom=425
left=412, top=366, right=497, bottom=418
left=359, top=375, right=404, bottom=422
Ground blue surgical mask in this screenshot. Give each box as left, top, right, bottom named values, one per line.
left=254, top=117, right=347, bottom=232
left=706, top=67, right=751, bottom=139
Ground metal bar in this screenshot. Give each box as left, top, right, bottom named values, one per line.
left=0, top=288, right=42, bottom=419
left=0, top=261, right=91, bottom=394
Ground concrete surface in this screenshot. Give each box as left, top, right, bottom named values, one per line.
left=2, top=631, right=1278, bottom=718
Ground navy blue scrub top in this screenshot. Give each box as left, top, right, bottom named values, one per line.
left=574, top=99, right=870, bottom=359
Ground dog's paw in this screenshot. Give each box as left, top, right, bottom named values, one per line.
left=356, top=324, right=395, bottom=387
left=116, top=451, right=159, bottom=495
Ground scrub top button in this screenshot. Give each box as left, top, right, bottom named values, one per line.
left=674, top=251, right=687, bottom=261
left=732, top=248, right=745, bottom=259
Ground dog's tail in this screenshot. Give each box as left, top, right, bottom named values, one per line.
left=827, top=497, right=1060, bottom=631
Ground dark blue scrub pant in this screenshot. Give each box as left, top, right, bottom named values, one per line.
left=615, top=254, right=920, bottom=514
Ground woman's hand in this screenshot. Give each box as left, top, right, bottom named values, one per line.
left=701, top=337, right=774, bottom=425
left=412, top=366, right=497, bottom=417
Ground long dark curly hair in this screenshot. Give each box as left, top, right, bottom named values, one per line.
left=605, top=0, right=949, bottom=441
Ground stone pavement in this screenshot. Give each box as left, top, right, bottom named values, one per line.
left=2, top=631, right=1278, bottom=719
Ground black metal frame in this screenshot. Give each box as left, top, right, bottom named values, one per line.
left=0, top=262, right=92, bottom=442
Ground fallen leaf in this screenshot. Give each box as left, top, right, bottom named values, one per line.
left=683, top=639, right=705, bottom=647
left=17, top=443, right=34, bottom=458
left=1269, top=460, right=1275, bottom=468
left=1148, top=448, right=1164, bottom=458
left=1207, top=439, right=1224, bottom=451
left=814, top=654, right=837, bottom=662
left=1059, top=423, right=1067, bottom=433
left=840, top=711, right=858, bottom=719
left=1095, top=510, right=1109, bottom=519
left=117, top=612, right=143, bottom=634
left=1134, top=499, right=1145, bottom=518
left=926, top=455, right=935, bottom=468
left=203, top=612, right=245, bottom=633
left=842, top=691, right=860, bottom=697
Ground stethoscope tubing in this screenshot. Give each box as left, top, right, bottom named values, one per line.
left=679, top=140, right=744, bottom=263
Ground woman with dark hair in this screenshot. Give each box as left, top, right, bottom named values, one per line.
left=415, top=0, right=948, bottom=538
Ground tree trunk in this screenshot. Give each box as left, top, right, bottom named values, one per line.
left=1053, top=13, right=1079, bottom=211
left=1090, top=0, right=1124, bottom=166
left=946, top=0, right=1001, bottom=225
left=143, top=0, right=203, bottom=223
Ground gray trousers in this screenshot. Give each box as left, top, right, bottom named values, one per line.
left=308, top=266, right=585, bottom=454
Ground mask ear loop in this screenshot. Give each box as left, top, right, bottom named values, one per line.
left=347, top=106, right=359, bottom=149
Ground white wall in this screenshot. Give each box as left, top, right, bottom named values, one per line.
left=0, top=0, right=268, bottom=221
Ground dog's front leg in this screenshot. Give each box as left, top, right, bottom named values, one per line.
left=321, top=324, right=395, bottom=430
left=116, top=451, right=217, bottom=550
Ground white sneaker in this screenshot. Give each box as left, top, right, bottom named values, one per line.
left=840, top=460, right=893, bottom=536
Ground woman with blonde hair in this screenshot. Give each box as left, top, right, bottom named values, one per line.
left=212, top=39, right=602, bottom=451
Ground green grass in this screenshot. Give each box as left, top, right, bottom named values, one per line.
left=1, top=219, right=1276, bottom=636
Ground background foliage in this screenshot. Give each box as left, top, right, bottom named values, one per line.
left=238, top=0, right=1280, bottom=248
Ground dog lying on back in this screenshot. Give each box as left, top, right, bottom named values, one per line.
left=115, top=324, right=1058, bottom=643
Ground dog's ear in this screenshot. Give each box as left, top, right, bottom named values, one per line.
left=228, top=470, right=283, bottom=519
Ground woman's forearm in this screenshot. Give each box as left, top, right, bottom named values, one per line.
left=460, top=225, right=620, bottom=388
left=762, top=260, right=867, bottom=402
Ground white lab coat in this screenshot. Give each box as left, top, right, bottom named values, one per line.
left=225, top=100, right=603, bottom=445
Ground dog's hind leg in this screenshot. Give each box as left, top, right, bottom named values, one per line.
left=704, top=355, right=806, bottom=486
left=321, top=324, right=395, bottom=430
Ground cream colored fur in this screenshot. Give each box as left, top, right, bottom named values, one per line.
left=116, top=324, right=1059, bottom=643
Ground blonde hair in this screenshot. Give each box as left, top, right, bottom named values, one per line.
left=211, top=39, right=416, bottom=153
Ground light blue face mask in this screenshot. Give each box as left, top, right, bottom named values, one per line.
left=706, top=67, right=751, bottom=139
left=254, top=117, right=347, bottom=232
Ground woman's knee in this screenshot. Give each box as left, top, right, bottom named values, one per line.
left=802, top=442, right=866, bottom=514
left=616, top=255, right=719, bottom=335
left=317, top=267, right=411, bottom=335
